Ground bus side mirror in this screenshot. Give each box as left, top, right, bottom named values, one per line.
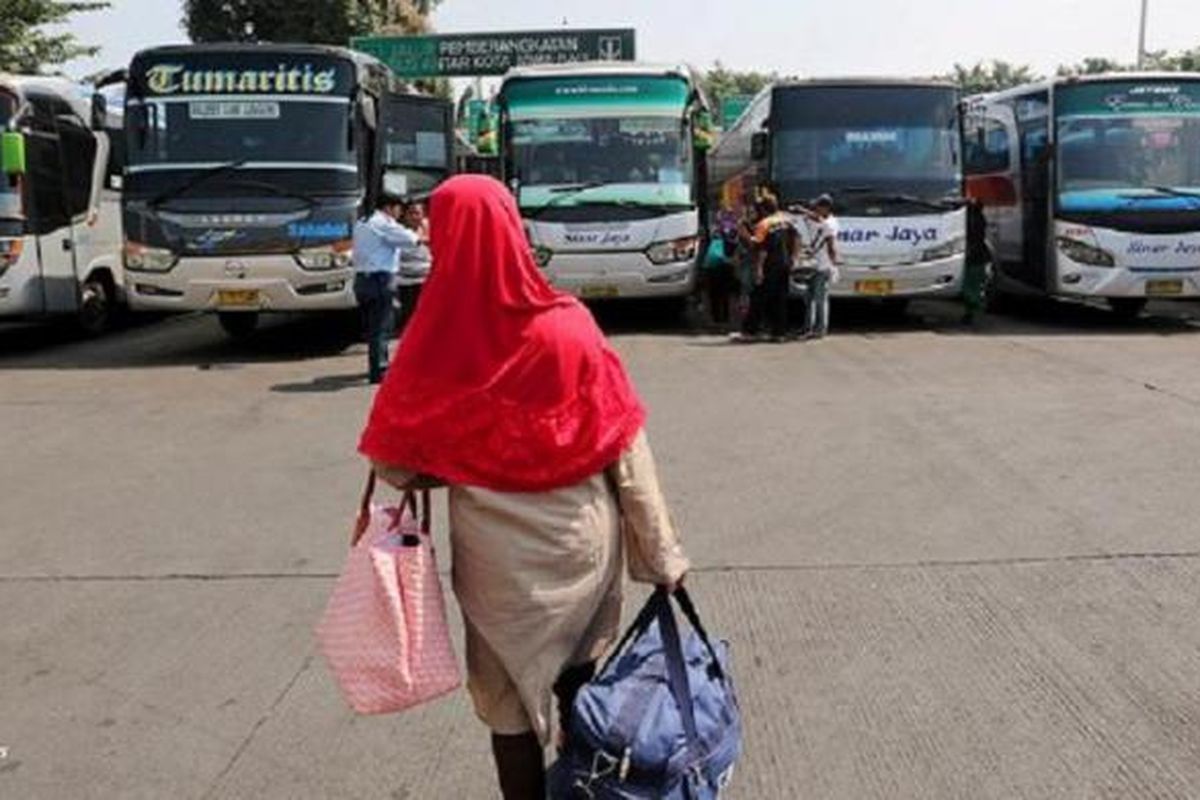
left=91, top=93, right=108, bottom=131
left=751, top=131, right=768, bottom=161
left=476, top=111, right=498, bottom=156
left=693, top=110, right=715, bottom=153
left=2, top=131, right=26, bottom=177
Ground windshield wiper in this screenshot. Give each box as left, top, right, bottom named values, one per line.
left=1149, top=186, right=1200, bottom=201
left=840, top=187, right=959, bottom=211
left=525, top=182, right=609, bottom=218
left=148, top=159, right=249, bottom=208
left=225, top=178, right=318, bottom=209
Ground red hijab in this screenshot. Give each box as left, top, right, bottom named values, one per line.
left=358, top=175, right=646, bottom=492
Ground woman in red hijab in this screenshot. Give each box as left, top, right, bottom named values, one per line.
left=359, top=175, right=690, bottom=798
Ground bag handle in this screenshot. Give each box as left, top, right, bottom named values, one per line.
left=600, top=587, right=725, bottom=681
left=352, top=470, right=431, bottom=544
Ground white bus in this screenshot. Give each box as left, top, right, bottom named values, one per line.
left=496, top=63, right=713, bottom=306
left=711, top=79, right=967, bottom=309
left=965, top=73, right=1200, bottom=317
left=0, top=76, right=124, bottom=334
left=122, top=44, right=452, bottom=337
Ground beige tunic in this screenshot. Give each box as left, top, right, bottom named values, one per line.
left=374, top=429, right=688, bottom=744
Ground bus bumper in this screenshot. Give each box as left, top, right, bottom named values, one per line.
left=126, top=255, right=357, bottom=312
left=1056, top=266, right=1200, bottom=299
left=543, top=253, right=696, bottom=299
left=828, top=256, right=964, bottom=299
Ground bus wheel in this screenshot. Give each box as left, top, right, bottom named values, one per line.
left=1108, top=298, right=1147, bottom=321
left=77, top=276, right=114, bottom=336
left=218, top=311, right=259, bottom=339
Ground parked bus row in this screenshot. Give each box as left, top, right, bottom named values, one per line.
left=2, top=46, right=1199, bottom=337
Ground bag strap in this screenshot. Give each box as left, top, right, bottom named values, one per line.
left=355, top=471, right=432, bottom=540
left=671, top=587, right=726, bottom=682
left=655, top=588, right=701, bottom=751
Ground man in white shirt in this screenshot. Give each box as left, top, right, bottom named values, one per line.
left=353, top=194, right=422, bottom=384
left=791, top=194, right=840, bottom=339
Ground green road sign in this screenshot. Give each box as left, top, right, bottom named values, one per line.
left=352, top=29, right=636, bottom=78
left=721, top=94, right=754, bottom=129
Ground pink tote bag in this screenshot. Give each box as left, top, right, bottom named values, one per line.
left=316, top=474, right=461, bottom=715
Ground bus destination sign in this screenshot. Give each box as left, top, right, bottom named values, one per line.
left=351, top=29, right=636, bottom=78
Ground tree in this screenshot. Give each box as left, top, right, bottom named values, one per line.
left=0, top=0, right=110, bottom=74
left=1150, top=46, right=1200, bottom=72
left=1057, top=57, right=1133, bottom=77
left=183, top=0, right=442, bottom=46
left=700, top=61, right=776, bottom=109
left=947, top=61, right=1039, bottom=95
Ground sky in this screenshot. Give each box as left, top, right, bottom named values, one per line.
left=60, top=0, right=1200, bottom=83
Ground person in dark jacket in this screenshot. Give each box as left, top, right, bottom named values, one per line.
left=962, top=198, right=992, bottom=325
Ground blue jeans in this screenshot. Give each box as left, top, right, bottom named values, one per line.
left=354, top=272, right=397, bottom=382
left=801, top=270, right=830, bottom=337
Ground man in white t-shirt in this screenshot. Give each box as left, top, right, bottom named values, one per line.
left=791, top=194, right=840, bottom=338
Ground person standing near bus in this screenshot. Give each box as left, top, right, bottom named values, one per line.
left=353, top=195, right=421, bottom=384
left=396, top=201, right=433, bottom=332
left=961, top=198, right=991, bottom=325
left=732, top=193, right=798, bottom=343
left=790, top=194, right=840, bottom=339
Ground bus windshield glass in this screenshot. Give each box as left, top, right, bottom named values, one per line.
left=125, top=52, right=358, bottom=195
left=511, top=116, right=692, bottom=208
left=771, top=85, right=961, bottom=203
left=0, top=92, right=18, bottom=220
left=1057, top=80, right=1200, bottom=212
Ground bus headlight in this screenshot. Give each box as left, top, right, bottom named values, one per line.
left=922, top=236, right=966, bottom=262
left=295, top=241, right=353, bottom=271
left=123, top=242, right=177, bottom=272
left=646, top=236, right=699, bottom=265
left=1057, top=237, right=1115, bottom=268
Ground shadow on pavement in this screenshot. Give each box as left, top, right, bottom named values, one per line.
left=270, top=372, right=368, bottom=394
left=0, top=311, right=364, bottom=370
left=938, top=296, right=1200, bottom=338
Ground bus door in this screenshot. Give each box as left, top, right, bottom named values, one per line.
left=972, top=104, right=1024, bottom=271
left=1015, top=94, right=1052, bottom=292
left=23, top=95, right=93, bottom=314
left=376, top=93, right=453, bottom=202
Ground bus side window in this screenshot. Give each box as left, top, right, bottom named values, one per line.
left=24, top=97, right=69, bottom=234
left=57, top=119, right=98, bottom=218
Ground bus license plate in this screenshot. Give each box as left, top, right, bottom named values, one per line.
left=1146, top=279, right=1184, bottom=296
left=581, top=285, right=619, bottom=299
left=216, top=289, right=261, bottom=308
left=856, top=279, right=894, bottom=296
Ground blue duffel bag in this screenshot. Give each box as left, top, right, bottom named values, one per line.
left=549, top=587, right=742, bottom=799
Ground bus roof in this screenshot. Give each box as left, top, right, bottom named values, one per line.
left=0, top=74, right=93, bottom=120
left=974, top=71, right=1200, bottom=104
left=775, top=77, right=957, bottom=91
left=502, top=61, right=697, bottom=84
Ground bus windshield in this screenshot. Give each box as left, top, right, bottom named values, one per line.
left=511, top=116, right=692, bottom=207
left=771, top=86, right=961, bottom=203
left=128, top=97, right=354, bottom=170
left=1057, top=81, right=1200, bottom=211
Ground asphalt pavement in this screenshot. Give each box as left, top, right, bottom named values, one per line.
left=5, top=299, right=1200, bottom=798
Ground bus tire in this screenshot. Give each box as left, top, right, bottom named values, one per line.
left=218, top=311, right=260, bottom=339
left=1108, top=298, right=1147, bottom=321
left=77, top=274, right=116, bottom=336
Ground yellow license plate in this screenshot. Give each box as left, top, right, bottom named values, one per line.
left=1146, top=279, right=1184, bottom=296
left=855, top=279, right=894, bottom=296
left=580, top=285, right=619, bottom=299
left=216, top=289, right=261, bottom=308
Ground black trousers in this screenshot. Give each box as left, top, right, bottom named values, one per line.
left=742, top=262, right=790, bottom=338
left=353, top=272, right=396, bottom=382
